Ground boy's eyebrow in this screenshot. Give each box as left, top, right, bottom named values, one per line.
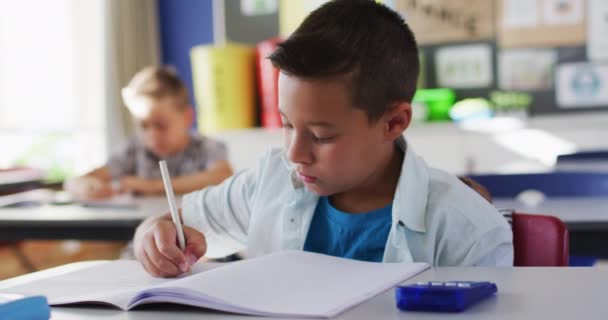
left=306, top=121, right=336, bottom=128
left=279, top=110, right=336, bottom=128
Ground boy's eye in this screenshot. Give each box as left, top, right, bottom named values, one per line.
left=153, top=122, right=168, bottom=131
left=282, top=123, right=294, bottom=129
left=313, top=135, right=335, bottom=143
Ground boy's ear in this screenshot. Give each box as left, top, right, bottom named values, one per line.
left=382, top=102, right=411, bottom=141
left=184, top=106, right=195, bottom=127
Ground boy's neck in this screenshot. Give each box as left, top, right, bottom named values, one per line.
left=329, top=145, right=403, bottom=214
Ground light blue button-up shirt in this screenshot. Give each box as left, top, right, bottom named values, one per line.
left=182, top=137, right=513, bottom=266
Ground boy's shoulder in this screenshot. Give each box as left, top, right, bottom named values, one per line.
left=425, top=167, right=508, bottom=234
left=191, top=134, right=226, bottom=149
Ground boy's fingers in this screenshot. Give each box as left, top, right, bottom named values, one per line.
left=183, top=226, right=207, bottom=259
left=144, top=238, right=182, bottom=276
left=154, top=226, right=188, bottom=267
left=140, top=250, right=163, bottom=277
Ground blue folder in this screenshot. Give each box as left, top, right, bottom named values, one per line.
left=0, top=296, right=50, bottom=320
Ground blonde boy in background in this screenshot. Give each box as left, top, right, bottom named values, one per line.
left=0, top=67, right=233, bottom=279
left=65, top=66, right=233, bottom=199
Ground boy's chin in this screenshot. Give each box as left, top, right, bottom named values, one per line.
left=304, top=184, right=334, bottom=197
left=148, top=146, right=171, bottom=158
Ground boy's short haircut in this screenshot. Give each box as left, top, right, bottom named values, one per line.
left=269, top=0, right=419, bottom=122
left=122, top=65, right=190, bottom=112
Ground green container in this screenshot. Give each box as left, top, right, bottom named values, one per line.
left=412, top=88, right=456, bottom=121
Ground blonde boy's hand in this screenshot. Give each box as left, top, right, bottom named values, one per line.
left=120, top=176, right=158, bottom=194
left=64, top=176, right=114, bottom=200
left=134, top=213, right=207, bottom=278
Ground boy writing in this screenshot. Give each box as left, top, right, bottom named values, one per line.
left=134, top=0, right=513, bottom=277
left=65, top=66, right=233, bottom=200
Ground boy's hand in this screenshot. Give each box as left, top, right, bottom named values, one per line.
left=64, top=177, right=114, bottom=200
left=120, top=176, right=159, bottom=194
left=134, top=213, right=207, bottom=278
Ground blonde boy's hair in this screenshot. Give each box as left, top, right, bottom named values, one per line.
left=122, top=66, right=189, bottom=112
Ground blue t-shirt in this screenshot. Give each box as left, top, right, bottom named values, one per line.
left=303, top=196, right=392, bottom=262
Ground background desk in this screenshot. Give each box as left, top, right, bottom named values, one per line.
left=3, top=195, right=607, bottom=258
left=494, top=197, right=608, bottom=258
left=0, top=262, right=605, bottom=320
left=0, top=197, right=172, bottom=241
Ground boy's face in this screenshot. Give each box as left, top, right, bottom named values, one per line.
left=130, top=97, right=193, bottom=157
left=278, top=73, right=396, bottom=197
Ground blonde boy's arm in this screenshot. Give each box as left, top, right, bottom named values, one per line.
left=170, top=160, right=233, bottom=194
left=64, top=166, right=114, bottom=200
left=119, top=160, right=234, bottom=195
left=85, top=166, right=113, bottom=181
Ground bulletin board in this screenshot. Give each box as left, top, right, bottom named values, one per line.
left=395, top=0, right=495, bottom=45
left=497, top=0, right=586, bottom=48
left=410, top=0, right=608, bottom=115
left=419, top=43, right=606, bottom=116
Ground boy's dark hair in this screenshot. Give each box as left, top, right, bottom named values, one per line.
left=269, top=0, right=419, bottom=122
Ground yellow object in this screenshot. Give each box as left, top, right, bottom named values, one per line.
left=190, top=44, right=255, bottom=134
left=279, top=0, right=331, bottom=37
left=279, top=0, right=306, bottom=37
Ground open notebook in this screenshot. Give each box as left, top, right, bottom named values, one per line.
left=3, top=251, right=429, bottom=318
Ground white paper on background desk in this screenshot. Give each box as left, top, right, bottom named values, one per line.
left=3, top=251, right=430, bottom=318
left=0, top=190, right=136, bottom=209
left=0, top=189, right=55, bottom=207
left=79, top=193, right=137, bottom=209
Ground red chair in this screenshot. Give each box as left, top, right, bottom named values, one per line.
left=505, top=212, right=569, bottom=266
left=459, top=177, right=569, bottom=266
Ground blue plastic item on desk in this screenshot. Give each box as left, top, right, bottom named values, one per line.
left=396, top=281, right=497, bottom=312
left=0, top=295, right=50, bottom=320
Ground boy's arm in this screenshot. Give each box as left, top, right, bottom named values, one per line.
left=63, top=166, right=114, bottom=200
left=468, top=227, right=514, bottom=267
left=178, top=150, right=273, bottom=258
left=85, top=166, right=113, bottom=181
left=119, top=160, right=234, bottom=195
left=171, top=160, right=234, bottom=193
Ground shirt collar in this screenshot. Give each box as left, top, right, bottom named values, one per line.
left=393, top=135, right=429, bottom=233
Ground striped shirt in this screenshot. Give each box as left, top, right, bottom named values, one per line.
left=107, top=133, right=227, bottom=179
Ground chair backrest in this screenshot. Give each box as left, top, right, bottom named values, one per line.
left=506, top=212, right=569, bottom=266
left=468, top=172, right=608, bottom=198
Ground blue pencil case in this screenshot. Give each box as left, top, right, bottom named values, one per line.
left=0, top=295, right=50, bottom=320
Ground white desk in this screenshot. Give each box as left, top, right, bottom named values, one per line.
left=493, top=197, right=608, bottom=227
left=493, top=197, right=608, bottom=258
left=0, top=197, right=174, bottom=241
left=0, top=262, right=605, bottom=319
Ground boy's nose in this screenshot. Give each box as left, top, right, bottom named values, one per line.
left=286, top=134, right=313, bottom=165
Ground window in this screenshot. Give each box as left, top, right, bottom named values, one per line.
left=0, top=0, right=106, bottom=181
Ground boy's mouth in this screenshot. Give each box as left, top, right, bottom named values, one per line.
left=297, top=171, right=317, bottom=183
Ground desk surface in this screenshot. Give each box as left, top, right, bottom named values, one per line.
left=0, top=262, right=605, bottom=320
left=0, top=197, right=173, bottom=241
left=494, top=197, right=608, bottom=257
left=493, top=197, right=608, bottom=230
left=2, top=195, right=608, bottom=257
